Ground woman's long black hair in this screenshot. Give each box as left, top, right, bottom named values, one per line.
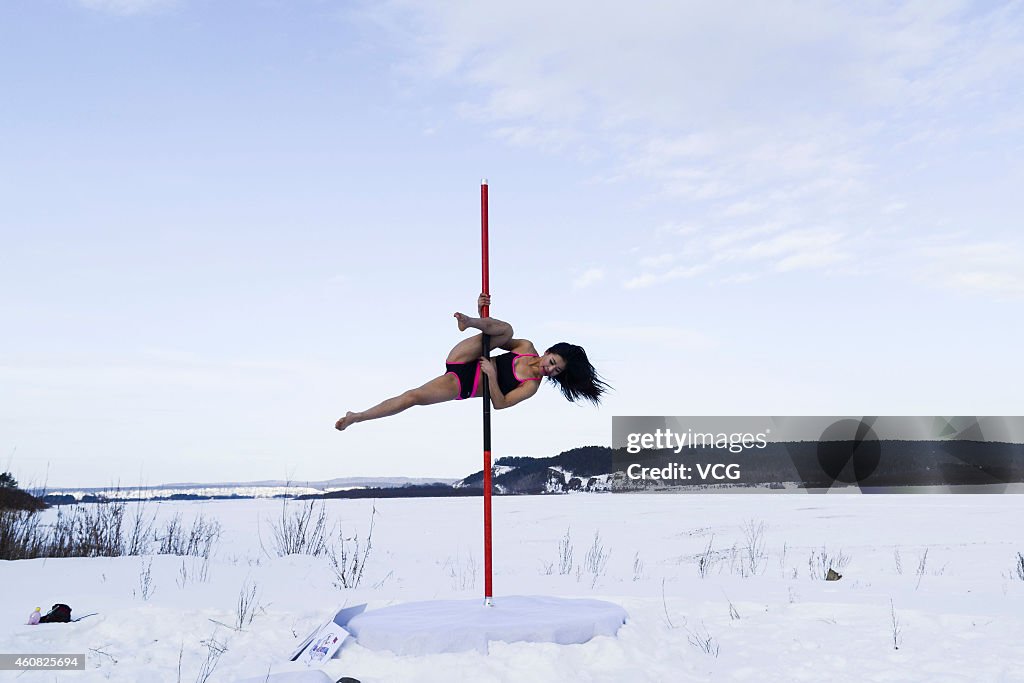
left=546, top=342, right=610, bottom=405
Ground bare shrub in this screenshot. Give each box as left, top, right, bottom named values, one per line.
left=583, top=531, right=610, bottom=588
left=661, top=578, right=676, bottom=629
left=913, top=548, right=946, bottom=589
left=262, top=499, right=333, bottom=557
left=442, top=551, right=478, bottom=591
left=234, top=578, right=262, bottom=631
left=0, top=509, right=46, bottom=560
left=915, top=549, right=929, bottom=589
left=125, top=500, right=156, bottom=556
left=1, top=503, right=133, bottom=560
left=158, top=512, right=222, bottom=559
left=2, top=495, right=227, bottom=562
left=135, top=557, right=155, bottom=600
left=49, top=499, right=129, bottom=557
left=194, top=632, right=227, bottom=683
left=372, top=570, right=394, bottom=590
left=890, top=598, right=902, bottom=650
left=557, top=528, right=574, bottom=575
left=741, top=520, right=768, bottom=577
left=177, top=555, right=212, bottom=588
left=808, top=546, right=850, bottom=580
left=47, top=493, right=156, bottom=558
left=177, top=560, right=189, bottom=589
left=725, top=591, right=740, bottom=620
left=697, top=535, right=716, bottom=578
left=632, top=552, right=645, bottom=582
left=1014, top=552, right=1024, bottom=581
left=725, top=542, right=741, bottom=575
left=685, top=621, right=720, bottom=657
left=326, top=506, right=376, bottom=589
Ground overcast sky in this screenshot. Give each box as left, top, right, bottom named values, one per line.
left=2, top=1, right=1022, bottom=488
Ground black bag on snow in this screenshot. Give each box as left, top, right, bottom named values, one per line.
left=39, top=604, right=72, bottom=623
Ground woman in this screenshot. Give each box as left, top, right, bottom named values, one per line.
left=335, top=294, right=609, bottom=431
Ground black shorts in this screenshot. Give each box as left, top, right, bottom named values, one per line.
left=445, top=361, right=482, bottom=400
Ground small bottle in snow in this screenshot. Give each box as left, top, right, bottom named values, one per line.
left=28, top=607, right=41, bottom=625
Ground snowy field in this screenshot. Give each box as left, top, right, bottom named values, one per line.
left=3, top=494, right=1024, bottom=682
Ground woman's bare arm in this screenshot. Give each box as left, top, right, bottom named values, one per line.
left=499, top=338, right=537, bottom=354
left=491, top=376, right=541, bottom=409
left=478, top=357, right=541, bottom=409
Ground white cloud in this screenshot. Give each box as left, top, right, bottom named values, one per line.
left=737, top=229, right=848, bottom=268
left=622, top=273, right=656, bottom=290
left=625, top=227, right=849, bottom=288
left=921, top=241, right=1024, bottom=298
left=707, top=222, right=790, bottom=252
left=774, top=247, right=847, bottom=272
left=653, top=222, right=699, bottom=237
left=572, top=268, right=605, bottom=289
left=719, top=200, right=764, bottom=219
left=544, top=321, right=715, bottom=352
left=494, top=125, right=579, bottom=151
left=623, top=264, right=708, bottom=290
left=370, top=1, right=1024, bottom=296
left=77, top=0, right=175, bottom=15
left=375, top=2, right=1024, bottom=131
left=718, top=272, right=757, bottom=285
left=638, top=253, right=676, bottom=269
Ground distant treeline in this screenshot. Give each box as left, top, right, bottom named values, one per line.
left=312, top=482, right=481, bottom=500
left=312, top=440, right=1024, bottom=498
left=310, top=446, right=614, bottom=499
left=31, top=439, right=1024, bottom=507
left=461, top=446, right=613, bottom=494
left=41, top=493, right=258, bottom=506
left=0, top=486, right=48, bottom=511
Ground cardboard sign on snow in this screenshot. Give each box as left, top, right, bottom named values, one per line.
left=290, top=604, right=367, bottom=663
left=301, top=622, right=346, bottom=666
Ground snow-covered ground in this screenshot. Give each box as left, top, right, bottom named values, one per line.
left=3, top=494, right=1024, bottom=682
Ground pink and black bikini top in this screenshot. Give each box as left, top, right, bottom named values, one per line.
left=495, top=352, right=541, bottom=395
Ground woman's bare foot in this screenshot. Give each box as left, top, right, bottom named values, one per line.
left=454, top=312, right=474, bottom=332
left=335, top=411, right=358, bottom=431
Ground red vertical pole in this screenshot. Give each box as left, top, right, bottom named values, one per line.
left=480, top=179, right=493, bottom=606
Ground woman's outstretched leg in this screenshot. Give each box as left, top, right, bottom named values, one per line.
left=336, top=373, right=459, bottom=431
left=447, top=312, right=513, bottom=363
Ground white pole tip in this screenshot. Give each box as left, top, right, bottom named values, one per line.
left=481, top=178, right=488, bottom=185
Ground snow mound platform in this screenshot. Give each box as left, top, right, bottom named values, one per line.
left=346, top=595, right=628, bottom=655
